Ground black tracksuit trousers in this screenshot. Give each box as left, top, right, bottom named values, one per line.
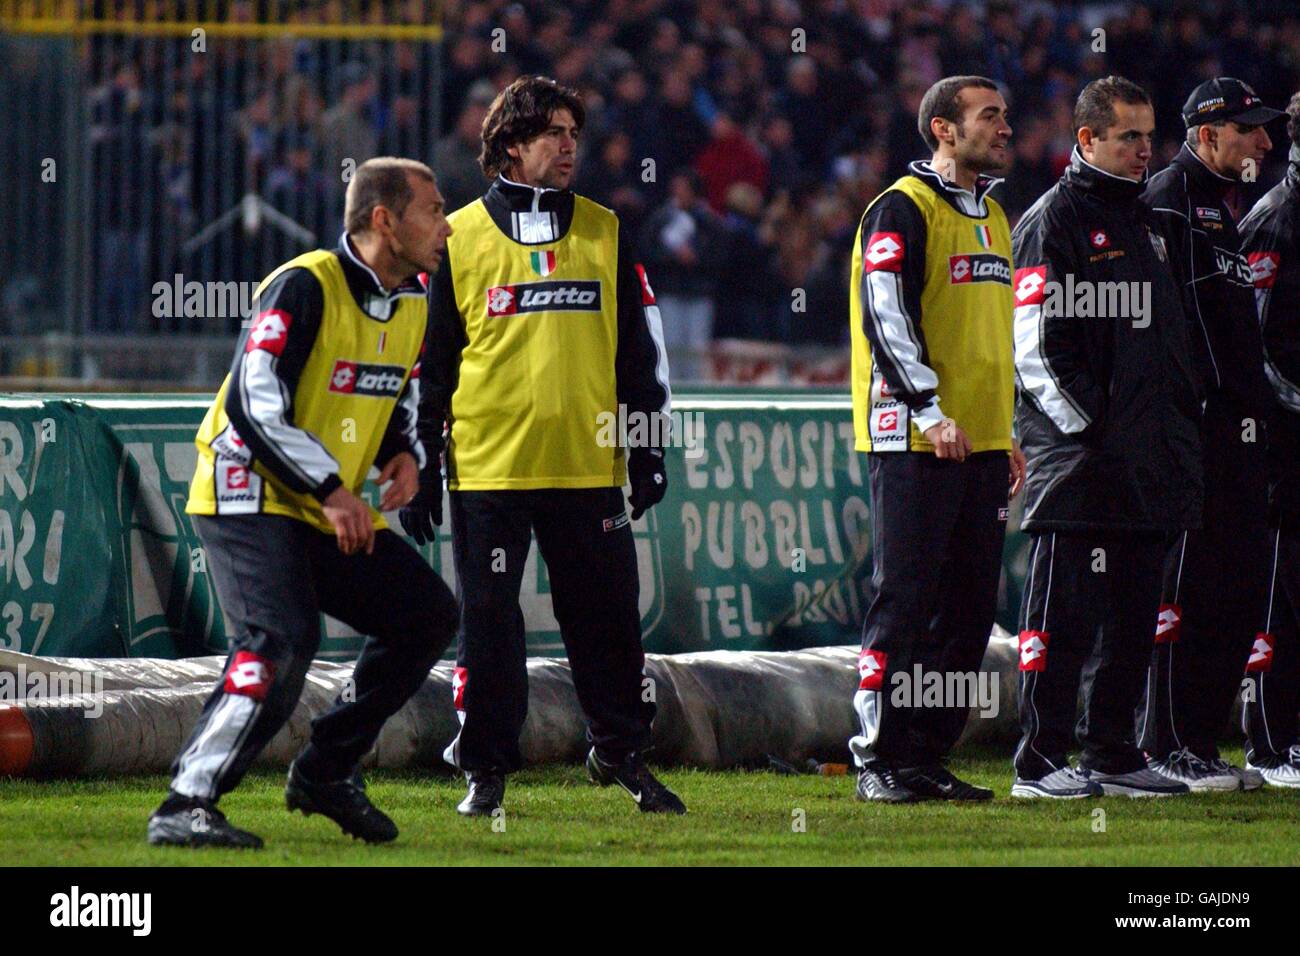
left=1243, top=528, right=1300, bottom=766
left=443, top=487, right=654, bottom=774
left=1015, top=532, right=1165, bottom=780
left=1138, top=400, right=1271, bottom=760
left=849, top=451, right=1008, bottom=770
left=169, top=515, right=458, bottom=800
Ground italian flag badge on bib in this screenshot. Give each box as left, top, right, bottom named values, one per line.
left=530, top=250, right=557, bottom=276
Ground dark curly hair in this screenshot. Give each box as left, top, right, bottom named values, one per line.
left=478, top=75, right=586, bottom=179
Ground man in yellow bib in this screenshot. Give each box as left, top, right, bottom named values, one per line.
left=848, top=76, right=1025, bottom=802
left=147, top=158, right=458, bottom=848
left=400, top=76, right=683, bottom=815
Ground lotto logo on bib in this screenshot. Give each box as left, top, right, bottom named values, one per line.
left=486, top=280, right=603, bottom=316
left=328, top=360, right=406, bottom=397
left=949, top=253, right=1011, bottom=285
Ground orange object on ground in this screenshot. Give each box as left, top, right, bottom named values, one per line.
left=0, top=705, right=34, bottom=775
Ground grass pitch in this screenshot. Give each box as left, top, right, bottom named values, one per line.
left=2, top=747, right=1297, bottom=866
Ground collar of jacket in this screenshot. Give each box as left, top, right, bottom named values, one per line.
left=1062, top=146, right=1146, bottom=204
left=483, top=173, right=576, bottom=243
left=1171, top=142, right=1237, bottom=200
left=1287, top=143, right=1300, bottom=189
left=906, top=160, right=1002, bottom=215
left=335, top=233, right=427, bottom=316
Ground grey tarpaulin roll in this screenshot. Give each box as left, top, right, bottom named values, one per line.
left=0, top=629, right=1022, bottom=778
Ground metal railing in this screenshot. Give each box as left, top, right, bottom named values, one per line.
left=0, top=336, right=852, bottom=390
left=1, top=1, right=442, bottom=354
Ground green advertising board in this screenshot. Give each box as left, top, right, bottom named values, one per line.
left=0, top=391, right=1030, bottom=659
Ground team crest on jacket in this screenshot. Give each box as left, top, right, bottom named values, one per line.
left=1089, top=229, right=1110, bottom=249
left=863, top=232, right=904, bottom=272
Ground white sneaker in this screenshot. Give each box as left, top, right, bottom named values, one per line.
left=1011, top=767, right=1103, bottom=799
left=1083, top=767, right=1190, bottom=797
left=1147, top=748, right=1240, bottom=792
left=1246, top=745, right=1300, bottom=789
left=1210, top=758, right=1264, bottom=791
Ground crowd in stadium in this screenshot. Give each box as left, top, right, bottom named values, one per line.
left=86, top=1, right=1300, bottom=348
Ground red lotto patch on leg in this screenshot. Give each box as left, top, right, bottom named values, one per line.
left=1155, top=604, right=1181, bottom=644
left=1018, top=630, right=1049, bottom=671
left=223, top=651, right=275, bottom=701
left=1246, top=633, right=1275, bottom=673
left=857, top=649, right=887, bottom=691
left=452, top=666, right=468, bottom=710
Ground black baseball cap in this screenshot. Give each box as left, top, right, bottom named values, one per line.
left=1182, top=77, right=1285, bottom=127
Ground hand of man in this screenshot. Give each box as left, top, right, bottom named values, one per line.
left=378, top=452, right=419, bottom=513
left=398, top=467, right=444, bottom=545
left=923, top=418, right=973, bottom=462
left=322, top=485, right=375, bottom=556
left=628, top=447, right=667, bottom=520
left=1008, top=440, right=1027, bottom=498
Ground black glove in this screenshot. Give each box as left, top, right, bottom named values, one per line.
left=398, top=470, right=443, bottom=545
left=627, top=447, right=667, bottom=520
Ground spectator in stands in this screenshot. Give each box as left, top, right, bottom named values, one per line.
left=60, top=0, right=1300, bottom=374
left=761, top=114, right=806, bottom=195
left=640, top=170, right=725, bottom=380
left=776, top=57, right=835, bottom=174
left=714, top=182, right=773, bottom=342
left=656, top=69, right=710, bottom=178
left=576, top=129, right=654, bottom=241
left=318, top=61, right=378, bottom=172
left=435, top=81, right=495, bottom=213
left=601, top=68, right=661, bottom=167
left=265, top=126, right=330, bottom=240
left=694, top=114, right=770, bottom=213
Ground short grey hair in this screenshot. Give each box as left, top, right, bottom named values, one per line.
left=1187, top=120, right=1227, bottom=146
left=344, top=157, right=435, bottom=236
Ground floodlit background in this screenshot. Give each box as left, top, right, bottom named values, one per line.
left=3, top=0, right=1299, bottom=385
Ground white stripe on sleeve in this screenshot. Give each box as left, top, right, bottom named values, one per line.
left=240, top=350, right=340, bottom=486
left=865, top=271, right=936, bottom=395
left=1013, top=300, right=1092, bottom=434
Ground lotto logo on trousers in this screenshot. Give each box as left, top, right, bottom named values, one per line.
left=1018, top=630, right=1049, bottom=672
left=223, top=651, right=275, bottom=701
